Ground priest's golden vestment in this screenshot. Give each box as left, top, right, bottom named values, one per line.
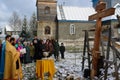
left=4, top=41, right=23, bottom=80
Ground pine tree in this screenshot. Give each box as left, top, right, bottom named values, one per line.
left=29, top=12, right=37, bottom=37
left=20, top=15, right=30, bottom=40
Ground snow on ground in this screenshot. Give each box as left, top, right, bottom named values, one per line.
left=22, top=52, right=120, bottom=80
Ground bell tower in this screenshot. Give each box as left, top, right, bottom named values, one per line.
left=36, top=0, right=57, bottom=39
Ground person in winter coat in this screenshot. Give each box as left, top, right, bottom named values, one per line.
left=60, top=43, right=65, bottom=59
left=32, top=36, right=39, bottom=62
left=52, top=39, right=60, bottom=60
left=29, top=42, right=35, bottom=62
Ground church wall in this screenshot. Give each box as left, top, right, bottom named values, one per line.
left=37, top=2, right=57, bottom=21
left=111, top=20, right=120, bottom=37
left=101, top=20, right=119, bottom=42
left=58, top=21, right=95, bottom=52
left=37, top=21, right=56, bottom=39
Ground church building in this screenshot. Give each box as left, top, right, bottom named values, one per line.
left=36, top=0, right=96, bottom=50
left=36, top=0, right=120, bottom=51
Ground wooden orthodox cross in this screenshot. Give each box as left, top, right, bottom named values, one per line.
left=89, top=1, right=115, bottom=78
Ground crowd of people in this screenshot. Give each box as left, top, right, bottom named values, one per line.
left=0, top=35, right=65, bottom=80
left=31, top=36, right=66, bottom=61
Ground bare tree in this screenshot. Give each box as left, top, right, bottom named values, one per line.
left=9, top=11, right=22, bottom=34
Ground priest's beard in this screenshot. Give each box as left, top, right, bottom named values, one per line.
left=12, top=43, right=15, bottom=46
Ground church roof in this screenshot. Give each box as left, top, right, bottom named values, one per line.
left=5, top=25, right=22, bottom=31
left=57, top=6, right=96, bottom=21
left=5, top=25, right=14, bottom=31
left=102, top=3, right=120, bottom=21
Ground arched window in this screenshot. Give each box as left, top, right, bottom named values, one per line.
left=45, top=26, right=51, bottom=34
left=44, top=6, right=50, bottom=14
left=70, top=24, right=75, bottom=35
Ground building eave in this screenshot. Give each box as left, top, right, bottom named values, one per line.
left=58, top=20, right=95, bottom=23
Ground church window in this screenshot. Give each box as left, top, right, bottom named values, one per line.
left=118, top=28, right=120, bottom=34
left=44, top=6, right=50, bottom=14
left=70, top=24, right=75, bottom=35
left=45, top=26, right=51, bottom=34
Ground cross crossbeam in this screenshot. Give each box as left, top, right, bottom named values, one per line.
left=89, top=8, right=115, bottom=20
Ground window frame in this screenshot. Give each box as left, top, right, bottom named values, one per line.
left=44, top=26, right=51, bottom=35
left=70, top=24, right=75, bottom=35
left=44, top=6, right=50, bottom=14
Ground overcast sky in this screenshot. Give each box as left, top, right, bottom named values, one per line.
left=0, top=0, right=92, bottom=27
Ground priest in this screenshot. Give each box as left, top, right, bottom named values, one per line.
left=0, top=35, right=11, bottom=79
left=3, top=38, right=23, bottom=80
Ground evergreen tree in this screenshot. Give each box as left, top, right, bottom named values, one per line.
left=20, top=15, right=30, bottom=40
left=29, top=12, right=37, bottom=37
left=22, top=15, right=27, bottom=32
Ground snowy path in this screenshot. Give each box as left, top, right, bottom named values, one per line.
left=22, top=52, right=120, bottom=80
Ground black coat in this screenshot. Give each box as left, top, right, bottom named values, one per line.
left=60, top=46, right=65, bottom=53
left=32, top=39, right=39, bottom=60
